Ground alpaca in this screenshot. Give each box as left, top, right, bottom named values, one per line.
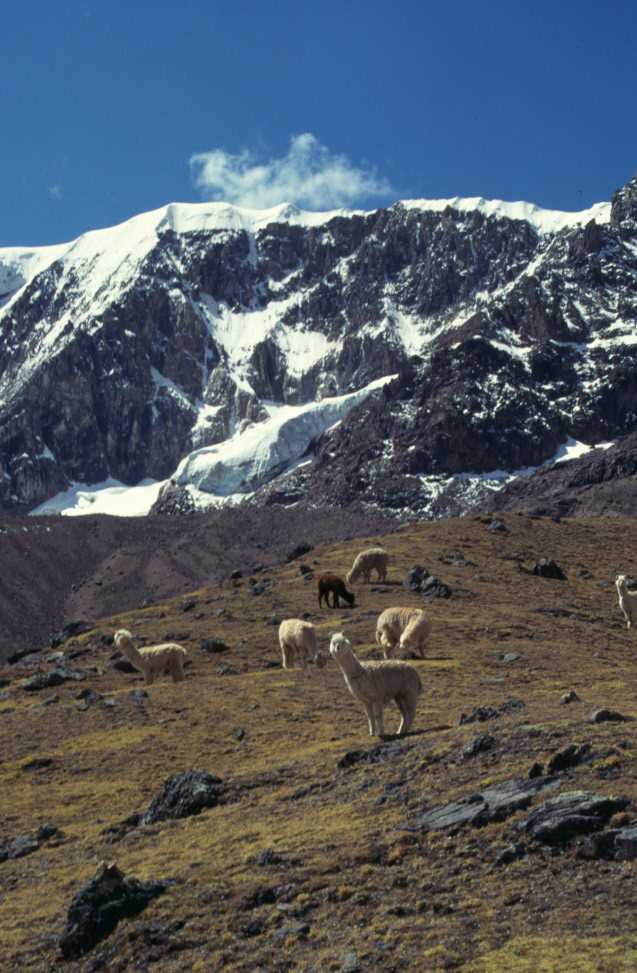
left=616, top=575, right=637, bottom=629
left=329, top=632, right=421, bottom=737
left=278, top=619, right=325, bottom=669
left=318, top=574, right=355, bottom=609
left=376, top=607, right=430, bottom=659
left=346, top=547, right=390, bottom=585
left=113, top=629, right=187, bottom=684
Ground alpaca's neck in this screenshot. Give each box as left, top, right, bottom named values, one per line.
left=117, top=635, right=143, bottom=665
left=338, top=648, right=364, bottom=679
left=618, top=580, right=628, bottom=596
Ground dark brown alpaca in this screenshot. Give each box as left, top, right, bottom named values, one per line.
left=317, top=574, right=356, bottom=609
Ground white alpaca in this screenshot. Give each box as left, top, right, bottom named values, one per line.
left=113, top=629, right=187, bottom=684
left=616, top=575, right=637, bottom=629
left=376, top=607, right=431, bottom=659
left=346, top=547, right=390, bottom=585
left=278, top=619, right=325, bottom=669
left=329, top=632, right=421, bottom=737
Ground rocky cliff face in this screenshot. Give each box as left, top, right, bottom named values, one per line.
left=0, top=180, right=636, bottom=516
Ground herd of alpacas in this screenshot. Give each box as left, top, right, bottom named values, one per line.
left=113, top=548, right=636, bottom=739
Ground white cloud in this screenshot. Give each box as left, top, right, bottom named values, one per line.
left=48, top=184, right=63, bottom=200
left=189, top=133, right=393, bottom=210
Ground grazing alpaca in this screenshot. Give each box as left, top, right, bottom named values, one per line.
left=346, top=547, right=390, bottom=585
left=113, top=629, right=187, bottom=684
left=616, top=575, right=637, bottom=629
left=318, top=574, right=355, bottom=609
left=329, top=632, right=421, bottom=737
left=278, top=619, right=325, bottom=669
left=376, top=607, right=430, bottom=659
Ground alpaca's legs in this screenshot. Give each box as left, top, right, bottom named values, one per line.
left=396, top=693, right=416, bottom=735
left=363, top=703, right=375, bottom=736
left=144, top=669, right=154, bottom=685
left=172, top=657, right=185, bottom=682
left=281, top=643, right=292, bottom=669
left=373, top=703, right=385, bottom=737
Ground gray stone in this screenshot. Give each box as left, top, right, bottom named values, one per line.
left=411, top=776, right=559, bottom=832
left=59, top=861, right=166, bottom=959
left=141, top=770, right=224, bottom=824
left=521, top=790, right=630, bottom=845
left=590, top=708, right=631, bottom=723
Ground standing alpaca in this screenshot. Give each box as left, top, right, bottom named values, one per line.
left=113, top=629, right=187, bottom=684
left=616, top=575, right=637, bottom=629
left=329, top=632, right=421, bottom=737
left=278, top=619, right=325, bottom=669
left=347, top=548, right=390, bottom=585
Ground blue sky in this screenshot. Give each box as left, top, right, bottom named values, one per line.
left=2, top=0, right=636, bottom=246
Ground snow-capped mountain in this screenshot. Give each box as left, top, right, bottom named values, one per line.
left=0, top=175, right=636, bottom=516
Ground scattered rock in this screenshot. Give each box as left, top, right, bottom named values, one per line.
left=201, top=638, right=229, bottom=654
left=286, top=543, right=313, bottom=562
left=108, top=656, right=138, bottom=674
left=561, top=690, right=580, bottom=705
left=0, top=834, right=39, bottom=861
left=528, top=762, right=544, bottom=779
left=22, top=757, right=55, bottom=772
left=255, top=848, right=285, bottom=867
left=410, top=775, right=559, bottom=833
left=547, top=743, right=591, bottom=774
left=462, top=733, right=496, bottom=759
left=403, top=565, right=452, bottom=598
left=141, top=770, right=224, bottom=825
left=50, top=620, right=93, bottom=648
left=230, top=569, right=243, bottom=580
left=216, top=664, right=238, bottom=675
left=532, top=559, right=566, bottom=580
left=459, top=699, right=525, bottom=725
left=129, top=689, right=148, bottom=704
left=488, top=519, right=508, bottom=533
left=493, top=842, right=526, bottom=867
left=21, top=665, right=86, bottom=692
left=233, top=727, right=246, bottom=742
left=340, top=951, right=360, bottom=973
left=250, top=583, right=267, bottom=596
left=590, top=708, right=631, bottom=724
left=299, top=564, right=313, bottom=576
left=181, top=599, right=197, bottom=612
left=37, top=824, right=62, bottom=842
left=500, top=652, right=520, bottom=665
left=59, top=860, right=166, bottom=960
left=337, top=740, right=407, bottom=769
left=75, top=688, right=102, bottom=706
left=521, top=790, right=630, bottom=845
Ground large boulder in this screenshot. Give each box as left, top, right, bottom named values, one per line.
left=520, top=790, right=630, bottom=845
left=59, top=861, right=166, bottom=960
left=141, top=770, right=224, bottom=825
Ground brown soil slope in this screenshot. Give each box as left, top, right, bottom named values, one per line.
left=1, top=515, right=637, bottom=972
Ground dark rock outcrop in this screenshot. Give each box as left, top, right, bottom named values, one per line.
left=520, top=791, right=630, bottom=845
left=141, top=770, right=224, bottom=824
left=59, top=861, right=166, bottom=959
left=410, top=775, right=559, bottom=832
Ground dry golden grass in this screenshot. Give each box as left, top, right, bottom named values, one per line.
left=1, top=514, right=637, bottom=971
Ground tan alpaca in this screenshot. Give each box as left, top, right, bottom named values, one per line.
left=278, top=619, right=326, bottom=669
left=376, top=607, right=430, bottom=659
left=113, top=629, right=187, bottom=684
left=346, top=547, right=390, bottom=585
left=329, top=632, right=421, bottom=737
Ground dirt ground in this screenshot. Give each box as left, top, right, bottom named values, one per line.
left=1, top=513, right=637, bottom=971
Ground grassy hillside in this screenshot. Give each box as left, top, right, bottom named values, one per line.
left=1, top=514, right=637, bottom=972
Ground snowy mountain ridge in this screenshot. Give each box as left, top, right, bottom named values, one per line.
left=0, top=174, right=635, bottom=517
